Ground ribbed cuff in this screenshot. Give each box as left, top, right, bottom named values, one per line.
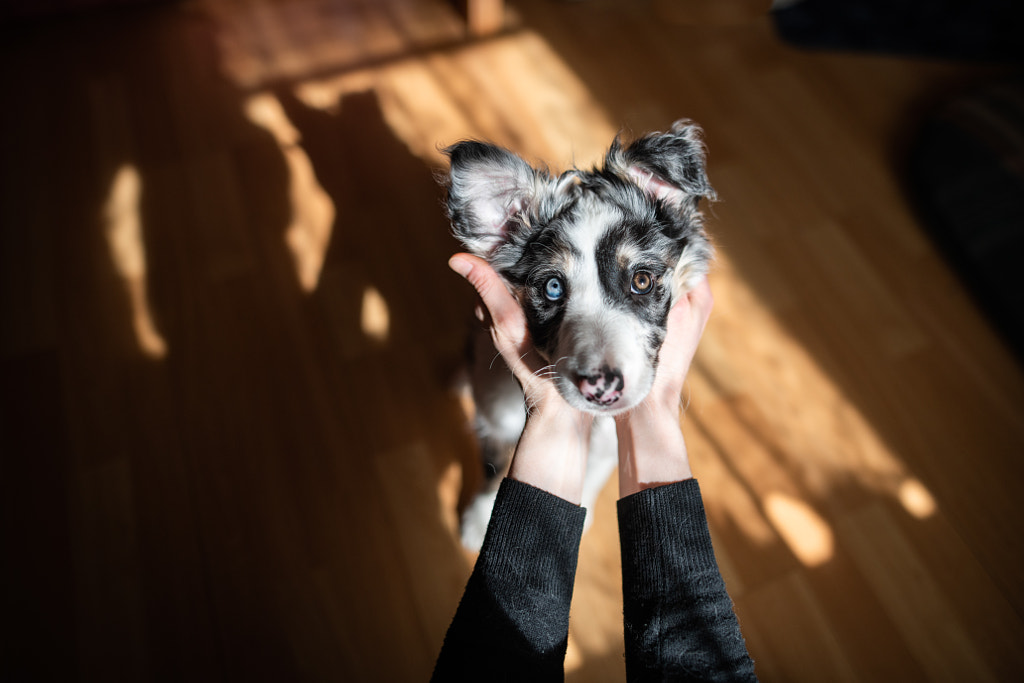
left=479, top=478, right=587, bottom=594
left=617, top=479, right=718, bottom=592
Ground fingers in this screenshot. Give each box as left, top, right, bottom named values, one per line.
left=664, top=277, right=712, bottom=345
left=451, top=253, right=568, bottom=413
left=680, top=276, right=714, bottom=338
left=651, top=277, right=714, bottom=401
left=689, top=277, right=714, bottom=331
left=687, top=276, right=714, bottom=318
left=449, top=253, right=538, bottom=385
left=449, top=254, right=524, bottom=336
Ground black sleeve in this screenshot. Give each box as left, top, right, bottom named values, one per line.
left=432, top=477, right=587, bottom=682
left=618, top=479, right=758, bottom=682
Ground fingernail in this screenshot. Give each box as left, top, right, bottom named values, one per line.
left=449, top=256, right=472, bottom=277
left=474, top=304, right=486, bottom=322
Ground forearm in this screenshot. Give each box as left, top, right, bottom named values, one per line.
left=433, top=478, right=586, bottom=681
left=509, top=400, right=593, bottom=505
left=618, top=480, right=757, bottom=682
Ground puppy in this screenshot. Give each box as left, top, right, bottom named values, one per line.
left=444, top=120, right=715, bottom=549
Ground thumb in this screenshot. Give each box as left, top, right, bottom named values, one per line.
left=448, top=254, right=523, bottom=334
left=450, top=253, right=546, bottom=389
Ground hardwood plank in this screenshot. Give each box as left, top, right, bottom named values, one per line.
left=837, top=503, right=998, bottom=682
left=737, top=571, right=860, bottom=682
left=1, top=353, right=77, bottom=680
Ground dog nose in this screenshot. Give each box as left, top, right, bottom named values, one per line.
left=577, top=366, right=624, bottom=407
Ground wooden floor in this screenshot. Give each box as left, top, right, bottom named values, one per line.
left=2, top=0, right=1023, bottom=680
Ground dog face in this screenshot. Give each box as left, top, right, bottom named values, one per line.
left=445, top=121, right=714, bottom=415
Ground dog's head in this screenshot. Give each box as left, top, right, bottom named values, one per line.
left=445, top=120, right=714, bottom=415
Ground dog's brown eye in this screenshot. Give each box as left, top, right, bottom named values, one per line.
left=631, top=271, right=654, bottom=295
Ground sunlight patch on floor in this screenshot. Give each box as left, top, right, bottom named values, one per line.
left=103, top=163, right=168, bottom=359
left=690, top=251, right=938, bottom=566
left=360, top=285, right=390, bottom=343
left=763, top=492, right=834, bottom=567
left=898, top=478, right=937, bottom=519
left=286, top=29, right=618, bottom=169
left=243, top=92, right=336, bottom=292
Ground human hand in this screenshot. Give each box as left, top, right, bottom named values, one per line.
left=644, top=276, right=714, bottom=413
left=448, top=253, right=570, bottom=413
left=615, top=277, right=713, bottom=496
left=449, top=253, right=593, bottom=503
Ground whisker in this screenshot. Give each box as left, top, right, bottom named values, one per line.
left=489, top=340, right=522, bottom=371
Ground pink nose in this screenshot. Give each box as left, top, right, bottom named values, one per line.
left=577, top=367, right=624, bottom=406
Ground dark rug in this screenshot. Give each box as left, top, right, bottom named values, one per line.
left=772, top=0, right=1024, bottom=63
left=906, top=79, right=1024, bottom=358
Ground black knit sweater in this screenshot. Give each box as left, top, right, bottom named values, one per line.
left=433, top=478, right=757, bottom=681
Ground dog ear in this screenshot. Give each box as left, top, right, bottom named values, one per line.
left=444, top=141, right=549, bottom=259
left=607, top=120, right=715, bottom=212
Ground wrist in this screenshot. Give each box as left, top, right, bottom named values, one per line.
left=615, top=404, right=691, bottom=498
left=508, top=401, right=593, bottom=505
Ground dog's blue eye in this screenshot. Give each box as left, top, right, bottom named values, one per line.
left=544, top=277, right=564, bottom=301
